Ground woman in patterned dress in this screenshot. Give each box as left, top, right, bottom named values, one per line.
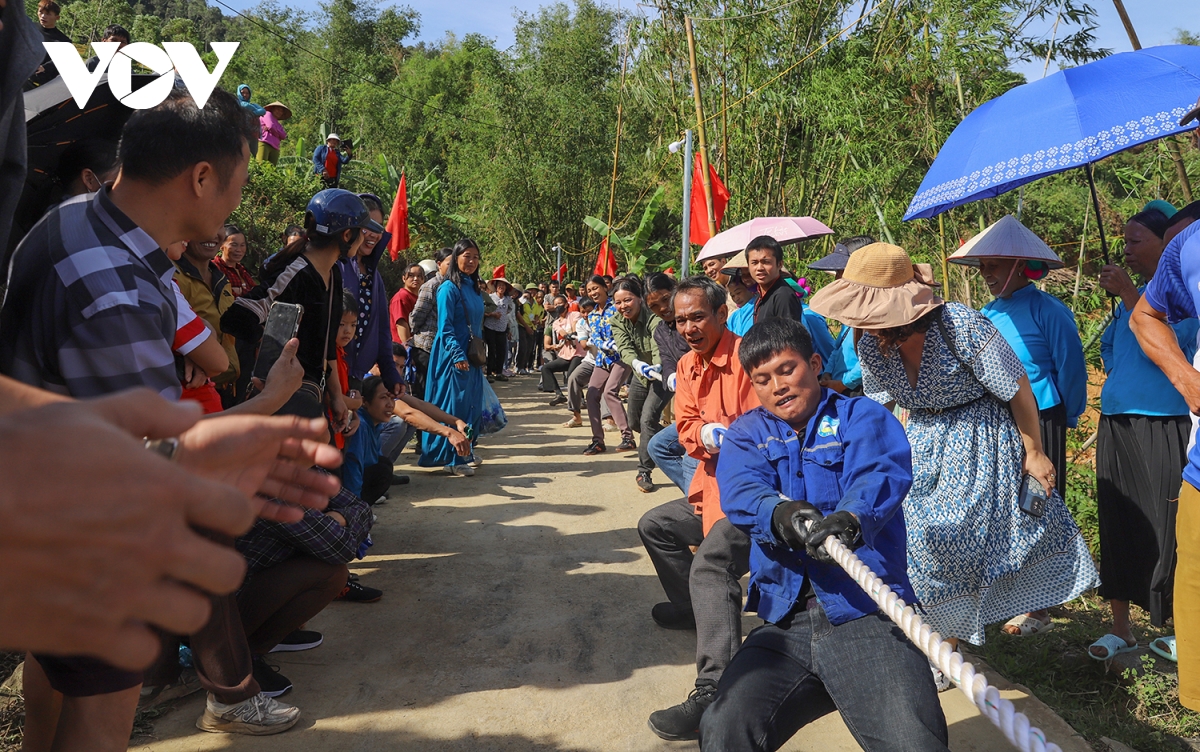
left=809, top=243, right=1099, bottom=653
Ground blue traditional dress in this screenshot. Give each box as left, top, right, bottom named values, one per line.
left=859, top=302, right=1099, bottom=645
left=419, top=276, right=485, bottom=468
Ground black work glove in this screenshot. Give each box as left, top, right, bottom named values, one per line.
left=805, top=511, right=862, bottom=563
left=771, top=500, right=824, bottom=550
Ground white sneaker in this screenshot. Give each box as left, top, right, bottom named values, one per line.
left=445, top=464, right=475, bottom=476
left=196, top=692, right=300, bottom=735
left=468, top=453, right=483, bottom=468
left=930, top=663, right=952, bottom=693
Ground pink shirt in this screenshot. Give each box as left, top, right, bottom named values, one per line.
left=553, top=311, right=587, bottom=359
left=259, top=110, right=287, bottom=149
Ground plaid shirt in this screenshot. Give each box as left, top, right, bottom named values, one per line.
left=236, top=481, right=373, bottom=573
left=0, top=189, right=181, bottom=398
left=409, top=272, right=444, bottom=352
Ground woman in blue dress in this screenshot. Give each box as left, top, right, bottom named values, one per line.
left=809, top=243, right=1099, bottom=660
left=420, top=239, right=485, bottom=476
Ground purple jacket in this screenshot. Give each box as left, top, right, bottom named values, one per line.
left=336, top=231, right=403, bottom=389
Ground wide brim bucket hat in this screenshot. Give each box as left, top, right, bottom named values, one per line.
left=947, top=214, right=1064, bottom=270
left=807, top=243, right=944, bottom=329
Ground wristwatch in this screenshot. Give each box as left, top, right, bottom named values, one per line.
left=144, top=437, right=180, bottom=461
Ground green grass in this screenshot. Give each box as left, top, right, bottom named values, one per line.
left=973, top=595, right=1200, bottom=751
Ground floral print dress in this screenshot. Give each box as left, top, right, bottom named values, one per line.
left=859, top=302, right=1099, bottom=645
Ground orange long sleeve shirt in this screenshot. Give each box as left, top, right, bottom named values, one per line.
left=674, top=327, right=760, bottom=534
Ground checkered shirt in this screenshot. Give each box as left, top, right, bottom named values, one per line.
left=0, top=189, right=181, bottom=398
left=236, top=482, right=374, bottom=573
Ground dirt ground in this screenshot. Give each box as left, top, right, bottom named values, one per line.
left=132, top=379, right=1094, bottom=752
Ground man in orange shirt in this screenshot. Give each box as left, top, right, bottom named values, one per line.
left=637, top=275, right=758, bottom=741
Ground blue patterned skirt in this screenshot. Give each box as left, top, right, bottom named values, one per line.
left=905, top=395, right=1100, bottom=645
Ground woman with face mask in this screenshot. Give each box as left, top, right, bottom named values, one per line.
left=540, top=295, right=585, bottom=406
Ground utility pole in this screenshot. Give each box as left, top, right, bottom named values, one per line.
left=1111, top=0, right=1193, bottom=201
left=685, top=17, right=717, bottom=239
left=606, top=28, right=631, bottom=255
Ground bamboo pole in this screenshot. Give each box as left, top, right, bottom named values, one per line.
left=685, top=16, right=717, bottom=239
left=1111, top=0, right=1192, bottom=202
left=606, top=27, right=631, bottom=250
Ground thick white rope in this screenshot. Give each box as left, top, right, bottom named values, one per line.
left=816, top=533, right=1062, bottom=752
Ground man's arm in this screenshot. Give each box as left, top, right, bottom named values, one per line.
left=716, top=422, right=787, bottom=546
left=831, top=400, right=912, bottom=547
left=393, top=394, right=471, bottom=456
left=1131, top=293, right=1200, bottom=413
left=0, top=374, right=68, bottom=415
left=673, top=362, right=709, bottom=460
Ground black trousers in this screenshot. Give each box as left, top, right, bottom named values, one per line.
left=541, top=355, right=580, bottom=395
left=1039, top=403, right=1068, bottom=498
left=411, top=346, right=431, bottom=401
left=483, top=327, right=507, bottom=376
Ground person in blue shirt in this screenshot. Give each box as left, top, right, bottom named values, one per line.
left=720, top=251, right=837, bottom=365
left=1130, top=201, right=1200, bottom=706
left=312, top=133, right=352, bottom=189
left=953, top=217, right=1087, bottom=498
left=1090, top=206, right=1197, bottom=662
left=343, top=376, right=397, bottom=503
left=704, top=317, right=948, bottom=751
left=809, top=236, right=875, bottom=396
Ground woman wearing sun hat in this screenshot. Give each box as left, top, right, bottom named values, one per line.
left=257, top=101, right=291, bottom=164
left=808, top=243, right=1099, bottom=675
left=948, top=215, right=1087, bottom=509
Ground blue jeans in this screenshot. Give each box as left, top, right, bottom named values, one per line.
left=699, top=606, right=948, bottom=752
left=647, top=424, right=699, bottom=493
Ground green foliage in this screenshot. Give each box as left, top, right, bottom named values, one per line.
left=583, top=187, right=668, bottom=276
left=228, top=160, right=321, bottom=274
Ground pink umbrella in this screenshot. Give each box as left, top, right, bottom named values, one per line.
left=695, top=216, right=833, bottom=264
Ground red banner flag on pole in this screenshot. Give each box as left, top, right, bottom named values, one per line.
left=593, top=238, right=618, bottom=277
left=688, top=155, right=730, bottom=246
left=552, top=263, right=568, bottom=282
left=386, top=173, right=410, bottom=262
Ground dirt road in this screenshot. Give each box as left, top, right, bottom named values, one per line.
left=134, top=379, right=1091, bottom=752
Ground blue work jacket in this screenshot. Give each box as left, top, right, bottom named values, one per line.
left=717, top=388, right=915, bottom=626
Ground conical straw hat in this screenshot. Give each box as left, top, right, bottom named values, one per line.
left=808, top=243, right=944, bottom=329
left=947, top=215, right=1063, bottom=269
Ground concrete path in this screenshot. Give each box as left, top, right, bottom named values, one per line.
left=133, top=379, right=1093, bottom=752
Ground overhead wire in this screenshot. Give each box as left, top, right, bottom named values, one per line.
left=210, top=0, right=528, bottom=137
left=699, top=0, right=886, bottom=127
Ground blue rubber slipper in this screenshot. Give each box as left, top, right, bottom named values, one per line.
left=1089, top=633, right=1137, bottom=661
left=1149, top=636, right=1178, bottom=663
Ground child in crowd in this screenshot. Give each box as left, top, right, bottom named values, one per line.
left=333, top=291, right=364, bottom=449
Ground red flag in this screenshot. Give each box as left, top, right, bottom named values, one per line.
left=689, top=156, right=730, bottom=246
left=593, top=238, right=618, bottom=277
left=492, top=264, right=506, bottom=280
left=386, top=173, right=410, bottom=262
left=552, top=263, right=567, bottom=282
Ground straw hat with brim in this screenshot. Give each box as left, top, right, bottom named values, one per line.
left=807, top=243, right=944, bottom=330
left=491, top=276, right=511, bottom=287
left=265, top=102, right=292, bottom=119
left=720, top=250, right=748, bottom=275
left=946, top=214, right=1064, bottom=269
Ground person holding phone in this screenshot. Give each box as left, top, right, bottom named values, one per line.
left=808, top=243, right=1098, bottom=683
left=223, top=189, right=382, bottom=425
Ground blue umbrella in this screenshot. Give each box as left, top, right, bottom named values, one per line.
left=904, top=45, right=1200, bottom=223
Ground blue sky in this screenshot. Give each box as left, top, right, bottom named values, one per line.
left=218, top=0, right=1194, bottom=61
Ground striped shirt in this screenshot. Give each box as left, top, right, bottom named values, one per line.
left=0, top=189, right=182, bottom=399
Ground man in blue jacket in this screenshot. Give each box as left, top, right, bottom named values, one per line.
left=703, top=317, right=947, bottom=751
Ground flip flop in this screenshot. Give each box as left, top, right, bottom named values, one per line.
left=1088, top=633, right=1137, bottom=661
left=1149, top=636, right=1178, bottom=663
left=1002, top=614, right=1055, bottom=637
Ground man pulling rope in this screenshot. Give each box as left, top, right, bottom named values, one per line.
left=706, top=317, right=1059, bottom=752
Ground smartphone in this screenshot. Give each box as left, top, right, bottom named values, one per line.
left=253, top=302, right=303, bottom=381
left=1018, top=474, right=1048, bottom=518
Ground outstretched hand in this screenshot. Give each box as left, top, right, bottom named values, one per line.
left=0, top=391, right=256, bottom=668
left=173, top=414, right=342, bottom=521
